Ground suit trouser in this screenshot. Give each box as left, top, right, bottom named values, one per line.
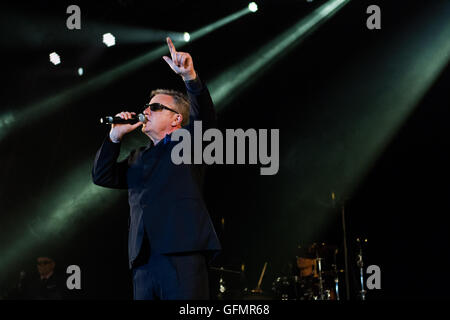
left=132, top=251, right=209, bottom=300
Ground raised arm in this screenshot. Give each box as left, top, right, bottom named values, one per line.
left=162, top=37, right=217, bottom=131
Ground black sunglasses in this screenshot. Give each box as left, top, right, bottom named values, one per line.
left=144, top=102, right=179, bottom=114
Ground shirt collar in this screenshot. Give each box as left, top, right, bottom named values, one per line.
left=163, top=133, right=172, bottom=144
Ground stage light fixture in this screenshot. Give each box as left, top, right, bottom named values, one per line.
left=103, top=33, right=116, bottom=47
left=248, top=2, right=258, bottom=13
left=49, top=52, right=61, bottom=65
left=78, top=68, right=84, bottom=76
left=184, top=32, right=191, bottom=42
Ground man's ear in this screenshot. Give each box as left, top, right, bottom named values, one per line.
left=171, top=114, right=180, bottom=127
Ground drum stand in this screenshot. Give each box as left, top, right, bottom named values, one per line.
left=316, top=257, right=325, bottom=299
left=210, top=266, right=242, bottom=299
left=332, top=248, right=340, bottom=300
left=356, top=238, right=367, bottom=300
left=330, top=192, right=350, bottom=300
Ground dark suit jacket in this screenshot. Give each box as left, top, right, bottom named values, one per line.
left=24, top=273, right=66, bottom=300
left=92, top=77, right=221, bottom=269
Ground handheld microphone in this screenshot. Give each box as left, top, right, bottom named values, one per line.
left=100, top=113, right=146, bottom=124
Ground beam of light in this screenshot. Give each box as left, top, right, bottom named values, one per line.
left=0, top=135, right=145, bottom=274
left=0, top=8, right=186, bottom=48
left=331, top=5, right=450, bottom=196
left=0, top=182, right=117, bottom=271
left=0, top=112, right=14, bottom=127
left=208, top=0, right=350, bottom=110
left=0, top=4, right=255, bottom=142
left=189, top=5, right=253, bottom=40
left=88, top=23, right=187, bottom=46
left=278, top=2, right=450, bottom=243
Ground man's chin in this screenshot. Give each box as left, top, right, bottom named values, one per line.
left=141, top=126, right=152, bottom=138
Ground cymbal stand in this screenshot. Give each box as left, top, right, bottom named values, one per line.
left=341, top=202, right=351, bottom=300
left=356, top=238, right=366, bottom=300
left=210, top=267, right=242, bottom=299
left=331, top=192, right=350, bottom=300
left=315, top=253, right=325, bottom=300
left=217, top=267, right=226, bottom=299
left=332, top=249, right=340, bottom=300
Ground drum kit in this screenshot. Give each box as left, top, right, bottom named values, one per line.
left=212, top=242, right=346, bottom=301
left=272, top=242, right=343, bottom=300
left=212, top=193, right=364, bottom=300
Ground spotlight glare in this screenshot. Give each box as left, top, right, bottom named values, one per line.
left=183, top=32, right=191, bottom=42
left=78, top=68, right=84, bottom=76
left=103, top=33, right=116, bottom=47
left=0, top=5, right=254, bottom=142
left=248, top=2, right=258, bottom=12
left=49, top=52, right=61, bottom=65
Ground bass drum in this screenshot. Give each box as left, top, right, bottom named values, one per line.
left=272, top=275, right=338, bottom=300
left=272, top=276, right=316, bottom=300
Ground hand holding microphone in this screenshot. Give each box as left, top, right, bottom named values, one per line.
left=105, top=111, right=146, bottom=143
left=100, top=113, right=146, bottom=125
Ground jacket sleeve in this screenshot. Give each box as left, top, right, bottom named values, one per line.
left=92, top=136, right=129, bottom=189
left=184, top=75, right=218, bottom=133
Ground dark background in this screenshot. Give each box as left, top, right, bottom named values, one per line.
left=1, top=0, right=449, bottom=300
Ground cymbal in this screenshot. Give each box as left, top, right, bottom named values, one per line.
left=210, top=267, right=242, bottom=274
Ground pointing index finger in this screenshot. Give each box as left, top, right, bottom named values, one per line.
left=166, top=37, right=177, bottom=60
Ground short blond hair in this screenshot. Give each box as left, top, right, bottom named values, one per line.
left=149, top=89, right=190, bottom=127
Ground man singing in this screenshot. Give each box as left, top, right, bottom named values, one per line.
left=92, top=37, right=221, bottom=300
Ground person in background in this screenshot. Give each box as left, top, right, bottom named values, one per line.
left=23, top=255, right=65, bottom=300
